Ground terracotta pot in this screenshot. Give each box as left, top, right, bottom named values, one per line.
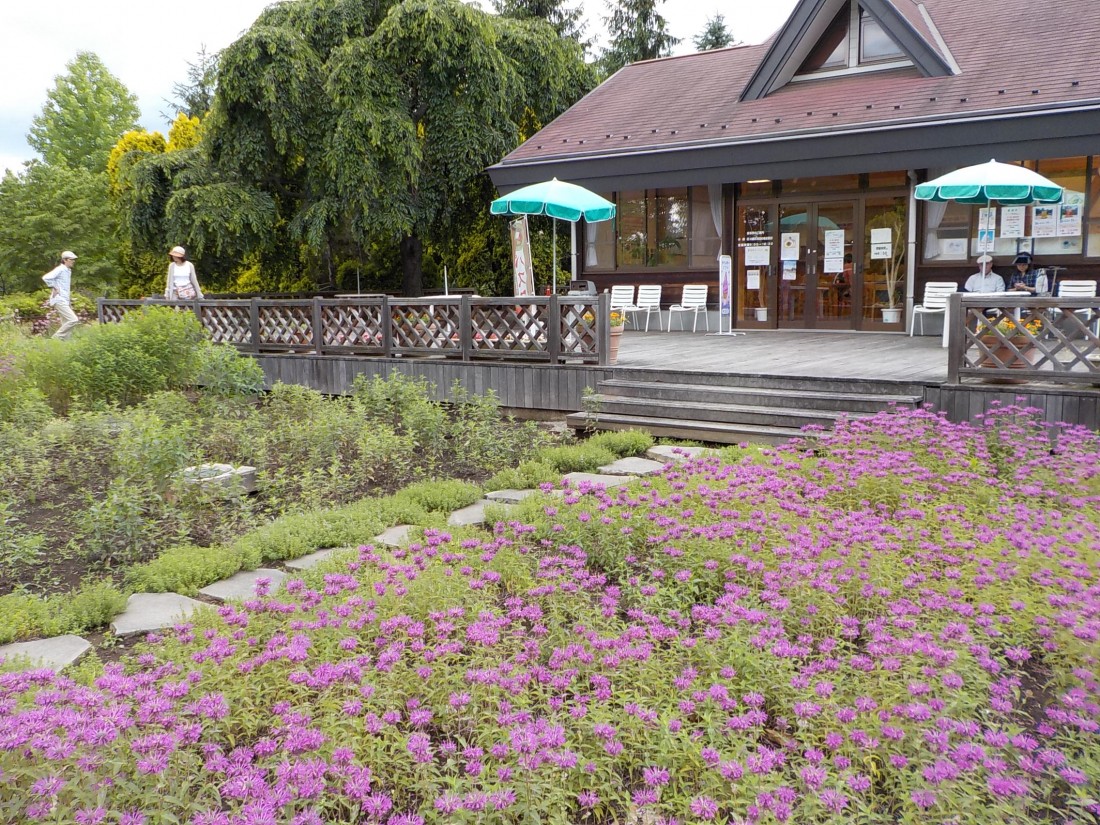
left=978, top=334, right=1035, bottom=383
left=608, top=324, right=624, bottom=364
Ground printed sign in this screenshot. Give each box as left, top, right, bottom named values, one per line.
left=823, top=229, right=845, bottom=258
left=1032, top=205, right=1057, bottom=238
left=510, top=217, right=535, bottom=297
left=718, top=255, right=732, bottom=317
left=746, top=269, right=760, bottom=290
left=824, top=256, right=844, bottom=274
left=744, top=245, right=770, bottom=266
left=781, top=232, right=800, bottom=260
left=1000, top=205, right=1025, bottom=238
left=1058, top=202, right=1081, bottom=236
left=782, top=261, right=798, bottom=281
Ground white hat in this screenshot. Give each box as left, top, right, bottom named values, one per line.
left=61, top=250, right=77, bottom=260
left=169, top=246, right=186, bottom=257
left=977, top=254, right=993, bottom=263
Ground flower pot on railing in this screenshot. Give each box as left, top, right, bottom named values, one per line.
left=978, top=334, right=1036, bottom=383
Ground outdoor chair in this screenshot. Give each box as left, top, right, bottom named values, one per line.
left=667, top=284, right=710, bottom=332
left=909, top=282, right=957, bottom=336
left=609, top=285, right=635, bottom=324
left=627, top=285, right=664, bottom=331
left=1057, top=280, right=1099, bottom=336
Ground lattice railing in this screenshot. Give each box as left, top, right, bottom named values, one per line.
left=97, top=295, right=610, bottom=365
left=947, top=294, right=1100, bottom=383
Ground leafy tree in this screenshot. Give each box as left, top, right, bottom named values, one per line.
left=27, top=52, right=140, bottom=173
left=492, top=0, right=588, bottom=44
left=166, top=46, right=220, bottom=119
left=107, top=130, right=167, bottom=196
left=693, top=13, right=738, bottom=51
left=167, top=113, right=203, bottom=151
left=600, top=0, right=679, bottom=76
left=0, top=163, right=119, bottom=295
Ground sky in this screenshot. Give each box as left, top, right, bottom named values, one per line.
left=0, top=0, right=798, bottom=175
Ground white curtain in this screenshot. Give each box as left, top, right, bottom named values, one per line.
left=585, top=222, right=599, bottom=267
left=709, top=185, right=723, bottom=242
left=923, top=200, right=948, bottom=259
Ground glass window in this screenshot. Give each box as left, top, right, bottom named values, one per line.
left=859, top=11, right=903, bottom=62
left=797, top=3, right=850, bottom=73
left=585, top=214, right=616, bottom=271
left=922, top=200, right=970, bottom=262
left=781, top=173, right=861, bottom=195
left=867, top=170, right=907, bottom=189
left=1088, top=157, right=1100, bottom=257
left=1032, top=156, right=1085, bottom=257
left=739, top=180, right=775, bottom=199
left=617, top=191, right=647, bottom=267
left=864, top=197, right=907, bottom=323
left=691, top=186, right=722, bottom=267
left=654, top=189, right=688, bottom=267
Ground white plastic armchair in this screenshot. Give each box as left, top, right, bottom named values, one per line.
left=628, top=285, right=664, bottom=331
left=609, top=285, right=635, bottom=323
left=667, top=284, right=710, bottom=332
left=909, top=282, right=957, bottom=336
left=1058, top=280, right=1099, bottom=336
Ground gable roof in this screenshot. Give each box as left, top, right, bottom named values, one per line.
left=490, top=0, right=1100, bottom=191
left=740, top=0, right=954, bottom=102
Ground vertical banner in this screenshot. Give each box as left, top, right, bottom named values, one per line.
left=718, top=254, right=732, bottom=318
left=510, top=216, right=535, bottom=298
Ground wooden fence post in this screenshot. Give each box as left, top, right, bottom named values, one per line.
left=381, top=296, right=392, bottom=357
left=598, top=292, right=611, bottom=366
left=312, top=297, right=323, bottom=355
left=249, top=299, right=260, bottom=353
left=548, top=296, right=561, bottom=364
left=460, top=296, right=472, bottom=362
left=946, top=292, right=962, bottom=384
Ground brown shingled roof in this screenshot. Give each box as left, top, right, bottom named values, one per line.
left=499, top=0, right=1100, bottom=168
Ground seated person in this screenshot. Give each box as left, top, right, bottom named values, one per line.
left=963, top=254, right=1006, bottom=293
left=1007, top=252, right=1049, bottom=295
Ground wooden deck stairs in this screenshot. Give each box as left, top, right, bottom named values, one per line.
left=566, top=369, right=926, bottom=445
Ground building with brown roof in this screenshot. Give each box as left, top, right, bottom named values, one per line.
left=489, top=0, right=1100, bottom=332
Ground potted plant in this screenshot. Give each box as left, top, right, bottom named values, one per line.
left=978, top=314, right=1042, bottom=374
left=866, top=206, right=906, bottom=323
left=608, top=308, right=625, bottom=363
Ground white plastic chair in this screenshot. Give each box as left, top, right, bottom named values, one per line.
left=667, top=284, right=710, bottom=332
left=628, top=285, right=664, bottom=331
left=609, top=285, right=635, bottom=320
left=909, top=282, right=957, bottom=336
left=1058, top=280, right=1099, bottom=336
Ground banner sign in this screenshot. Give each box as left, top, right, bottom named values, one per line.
left=718, top=255, right=732, bottom=318
left=510, top=216, right=535, bottom=298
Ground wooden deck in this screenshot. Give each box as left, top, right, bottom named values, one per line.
left=614, top=329, right=948, bottom=383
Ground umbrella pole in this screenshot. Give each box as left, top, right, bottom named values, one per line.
left=552, top=220, right=557, bottom=295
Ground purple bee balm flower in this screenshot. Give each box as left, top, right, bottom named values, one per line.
left=643, top=766, right=670, bottom=786
left=577, top=790, right=600, bottom=809
left=689, top=797, right=719, bottom=819
left=911, top=790, right=936, bottom=809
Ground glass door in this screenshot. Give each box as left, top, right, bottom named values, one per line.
left=777, top=203, right=811, bottom=327
left=736, top=203, right=776, bottom=328
left=815, top=200, right=857, bottom=329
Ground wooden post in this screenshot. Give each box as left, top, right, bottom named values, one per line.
left=460, top=296, right=472, bottom=362
left=381, top=296, right=392, bottom=357
left=548, top=296, right=561, bottom=364
left=598, top=292, right=611, bottom=366
left=312, top=297, right=323, bottom=355
left=946, top=292, right=962, bottom=384
left=248, top=299, right=261, bottom=353
left=96, top=297, right=105, bottom=323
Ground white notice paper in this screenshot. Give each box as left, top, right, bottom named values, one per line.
left=1058, top=202, right=1081, bottom=236
left=746, top=269, right=760, bottom=290
left=1000, top=205, right=1025, bottom=238
left=977, top=207, right=997, bottom=232
left=780, top=232, right=800, bottom=261
left=744, top=245, right=770, bottom=266
left=781, top=261, right=798, bottom=281
left=870, top=227, right=892, bottom=246
left=824, top=229, right=845, bottom=258
left=1032, top=205, right=1057, bottom=237
left=824, top=256, right=844, bottom=273
left=871, top=243, right=891, bottom=259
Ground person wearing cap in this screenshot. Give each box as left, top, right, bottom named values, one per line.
left=164, top=246, right=203, bottom=301
left=963, top=254, right=1005, bottom=294
left=41, top=250, right=81, bottom=339
left=1007, top=252, right=1048, bottom=296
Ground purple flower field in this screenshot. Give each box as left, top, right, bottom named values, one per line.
left=1, top=405, right=1098, bottom=824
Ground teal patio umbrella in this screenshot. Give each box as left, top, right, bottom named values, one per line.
left=491, top=178, right=617, bottom=293
left=915, top=159, right=1063, bottom=204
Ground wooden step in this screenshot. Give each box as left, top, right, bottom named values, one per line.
left=610, top=368, right=927, bottom=397
left=588, top=395, right=863, bottom=429
left=565, top=411, right=809, bottom=445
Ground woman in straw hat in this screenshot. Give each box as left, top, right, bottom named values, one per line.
left=164, top=245, right=204, bottom=300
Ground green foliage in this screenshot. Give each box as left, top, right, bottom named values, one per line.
left=0, top=164, right=120, bottom=294
left=394, top=479, right=483, bottom=512
left=167, top=113, right=203, bottom=151
left=492, top=0, right=588, bottom=43
left=107, top=129, right=167, bottom=196
left=20, top=306, right=207, bottom=412
left=586, top=428, right=654, bottom=457
left=126, top=542, right=249, bottom=596
left=77, top=479, right=165, bottom=564
left=536, top=442, right=617, bottom=473
left=194, top=342, right=266, bottom=397
left=485, top=458, right=560, bottom=490
left=0, top=581, right=127, bottom=644
left=27, top=51, right=140, bottom=173
left=600, top=0, right=680, bottom=76
left=692, top=13, right=738, bottom=51
left=168, top=46, right=220, bottom=119
left=352, top=373, right=447, bottom=457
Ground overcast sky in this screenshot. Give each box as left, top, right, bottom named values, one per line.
left=0, top=0, right=797, bottom=175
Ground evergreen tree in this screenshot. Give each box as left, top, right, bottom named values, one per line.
left=27, top=52, right=140, bottom=173
left=600, top=0, right=679, bottom=76
left=493, top=0, right=587, bottom=45
left=693, top=13, right=738, bottom=51
left=166, top=46, right=220, bottom=119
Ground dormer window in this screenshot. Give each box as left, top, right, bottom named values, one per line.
left=796, top=1, right=907, bottom=77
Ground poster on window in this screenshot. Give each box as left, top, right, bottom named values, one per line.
left=977, top=229, right=995, bottom=252
left=744, top=245, right=770, bottom=266
left=823, top=229, right=845, bottom=259
left=510, top=217, right=535, bottom=297
left=780, top=232, right=800, bottom=260
left=977, top=207, right=997, bottom=233
left=746, top=269, right=761, bottom=290
left=1032, top=205, right=1057, bottom=237
left=1000, top=205, right=1025, bottom=238
left=781, top=261, right=798, bottom=281
left=1057, top=202, right=1081, bottom=236
left=870, top=227, right=892, bottom=259
left=824, top=256, right=844, bottom=273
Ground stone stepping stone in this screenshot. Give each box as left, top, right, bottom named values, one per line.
left=646, top=445, right=710, bottom=463
left=597, top=457, right=666, bottom=476
left=284, top=546, right=358, bottom=571
left=375, top=525, right=413, bottom=547
left=0, top=634, right=91, bottom=672
left=110, top=593, right=206, bottom=637
left=448, top=500, right=515, bottom=527
left=561, top=472, right=638, bottom=489
left=199, top=568, right=287, bottom=603
left=485, top=489, right=538, bottom=504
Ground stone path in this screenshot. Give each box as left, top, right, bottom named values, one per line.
left=2, top=449, right=681, bottom=672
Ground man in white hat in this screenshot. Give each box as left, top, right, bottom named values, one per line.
left=41, top=250, right=81, bottom=339
left=964, top=254, right=1005, bottom=294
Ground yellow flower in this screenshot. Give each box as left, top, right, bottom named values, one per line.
left=609, top=309, right=626, bottom=326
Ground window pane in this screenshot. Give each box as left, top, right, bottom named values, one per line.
left=585, top=214, right=615, bottom=271
left=922, top=200, right=970, bottom=262
left=1033, top=156, right=1085, bottom=256
left=617, top=191, right=647, bottom=267
left=654, top=188, right=688, bottom=267
left=864, top=197, right=907, bottom=322
left=860, top=13, right=903, bottom=61
left=797, top=3, right=850, bottom=73
left=1089, top=157, right=1100, bottom=257
left=690, top=186, right=721, bottom=268
left=781, top=173, right=860, bottom=194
